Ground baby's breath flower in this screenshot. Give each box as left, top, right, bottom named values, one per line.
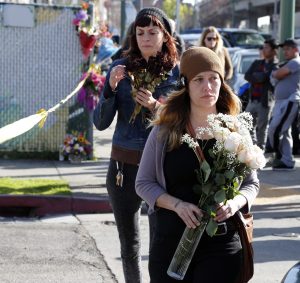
left=195, top=127, right=213, bottom=139
left=181, top=134, right=199, bottom=149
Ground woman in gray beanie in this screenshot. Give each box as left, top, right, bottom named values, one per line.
left=136, top=47, right=260, bottom=282
left=93, top=6, right=179, bottom=283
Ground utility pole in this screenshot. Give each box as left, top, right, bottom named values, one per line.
left=231, top=0, right=235, bottom=27
left=279, top=0, right=295, bottom=60
left=279, top=0, right=295, bottom=40
left=272, top=0, right=279, bottom=39
left=121, top=0, right=126, bottom=42
left=176, top=0, right=180, bottom=33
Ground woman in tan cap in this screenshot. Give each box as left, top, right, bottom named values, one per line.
left=199, top=26, right=233, bottom=81
left=136, top=47, right=260, bottom=282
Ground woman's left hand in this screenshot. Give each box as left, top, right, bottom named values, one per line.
left=214, top=200, right=239, bottom=222
left=135, top=87, right=157, bottom=111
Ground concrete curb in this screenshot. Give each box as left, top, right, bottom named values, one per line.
left=0, top=195, right=112, bottom=217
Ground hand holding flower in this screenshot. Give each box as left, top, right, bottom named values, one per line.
left=174, top=200, right=203, bottom=229
left=214, top=196, right=246, bottom=222
left=135, top=88, right=157, bottom=111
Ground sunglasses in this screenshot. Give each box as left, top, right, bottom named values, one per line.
left=206, top=37, right=217, bottom=41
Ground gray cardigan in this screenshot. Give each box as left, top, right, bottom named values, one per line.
left=135, top=125, right=260, bottom=214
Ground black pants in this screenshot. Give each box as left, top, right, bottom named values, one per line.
left=106, top=159, right=142, bottom=283
left=149, top=209, right=243, bottom=283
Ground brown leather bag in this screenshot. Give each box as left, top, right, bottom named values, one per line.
left=233, top=213, right=254, bottom=283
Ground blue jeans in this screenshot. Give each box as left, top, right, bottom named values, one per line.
left=106, top=158, right=142, bottom=283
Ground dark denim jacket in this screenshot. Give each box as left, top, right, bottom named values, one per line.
left=244, top=58, right=278, bottom=108
left=93, top=58, right=180, bottom=151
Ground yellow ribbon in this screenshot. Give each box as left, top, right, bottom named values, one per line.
left=0, top=65, right=97, bottom=144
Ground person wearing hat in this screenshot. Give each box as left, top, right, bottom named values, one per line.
left=268, top=38, right=300, bottom=170
left=93, top=7, right=179, bottom=282
left=199, top=26, right=233, bottom=81
left=136, top=47, right=259, bottom=282
left=244, top=38, right=279, bottom=151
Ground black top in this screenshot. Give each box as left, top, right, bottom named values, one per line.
left=164, top=138, right=215, bottom=204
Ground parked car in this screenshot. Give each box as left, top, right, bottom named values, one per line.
left=218, top=28, right=265, bottom=49
left=281, top=261, right=300, bottom=283
left=181, top=28, right=202, bottom=34
left=180, top=33, right=231, bottom=49
left=259, top=32, right=273, bottom=40
left=180, top=33, right=200, bottom=49
left=181, top=28, right=265, bottom=50
left=229, top=48, right=260, bottom=94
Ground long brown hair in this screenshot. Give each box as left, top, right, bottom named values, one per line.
left=151, top=79, right=241, bottom=151
left=124, top=15, right=177, bottom=72
left=199, top=26, right=224, bottom=55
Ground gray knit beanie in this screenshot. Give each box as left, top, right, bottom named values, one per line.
left=135, top=7, right=172, bottom=35
left=180, top=47, right=224, bottom=83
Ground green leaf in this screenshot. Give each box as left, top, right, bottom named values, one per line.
left=200, top=160, right=211, bottom=182
left=202, top=182, right=213, bottom=195
left=214, top=189, right=226, bottom=203
left=233, top=176, right=242, bottom=189
left=215, top=173, right=225, bottom=185
left=224, top=170, right=235, bottom=180
left=206, top=218, right=218, bottom=237
left=208, top=148, right=215, bottom=158
left=193, top=184, right=202, bottom=195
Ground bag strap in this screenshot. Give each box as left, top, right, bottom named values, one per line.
left=186, top=120, right=205, bottom=162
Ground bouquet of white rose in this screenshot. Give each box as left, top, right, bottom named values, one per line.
left=167, top=112, right=266, bottom=280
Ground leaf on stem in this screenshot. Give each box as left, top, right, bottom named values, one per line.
left=224, top=170, right=235, bottom=180
left=200, top=160, right=211, bottom=182
left=215, top=173, right=225, bottom=186
left=202, top=182, right=213, bottom=196
left=214, top=189, right=226, bottom=203
left=206, top=218, right=218, bottom=237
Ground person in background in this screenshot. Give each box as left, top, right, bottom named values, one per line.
left=199, top=26, right=233, bottom=81
left=244, top=38, right=278, bottom=151
left=136, top=47, right=259, bottom=282
left=169, top=18, right=185, bottom=58
left=269, top=38, right=300, bottom=170
left=258, top=45, right=264, bottom=59
left=93, top=7, right=179, bottom=282
left=111, top=22, right=135, bottom=61
left=99, top=20, right=112, bottom=38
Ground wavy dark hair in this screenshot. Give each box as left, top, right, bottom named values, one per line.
left=151, top=78, right=241, bottom=151
left=124, top=14, right=177, bottom=73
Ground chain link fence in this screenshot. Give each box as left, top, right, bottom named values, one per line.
left=0, top=3, right=90, bottom=158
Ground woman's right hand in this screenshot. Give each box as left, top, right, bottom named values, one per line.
left=174, top=200, right=203, bottom=229
left=109, top=65, right=126, bottom=91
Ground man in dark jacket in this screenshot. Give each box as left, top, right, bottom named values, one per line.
left=244, top=38, right=279, bottom=151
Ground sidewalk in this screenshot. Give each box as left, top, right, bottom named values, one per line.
left=0, top=122, right=300, bottom=282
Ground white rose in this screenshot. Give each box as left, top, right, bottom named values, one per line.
left=237, top=149, right=253, bottom=164
left=248, top=145, right=266, bottom=169
left=213, top=127, right=231, bottom=141
left=224, top=132, right=243, bottom=153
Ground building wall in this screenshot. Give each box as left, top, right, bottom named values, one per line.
left=197, top=0, right=300, bottom=37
